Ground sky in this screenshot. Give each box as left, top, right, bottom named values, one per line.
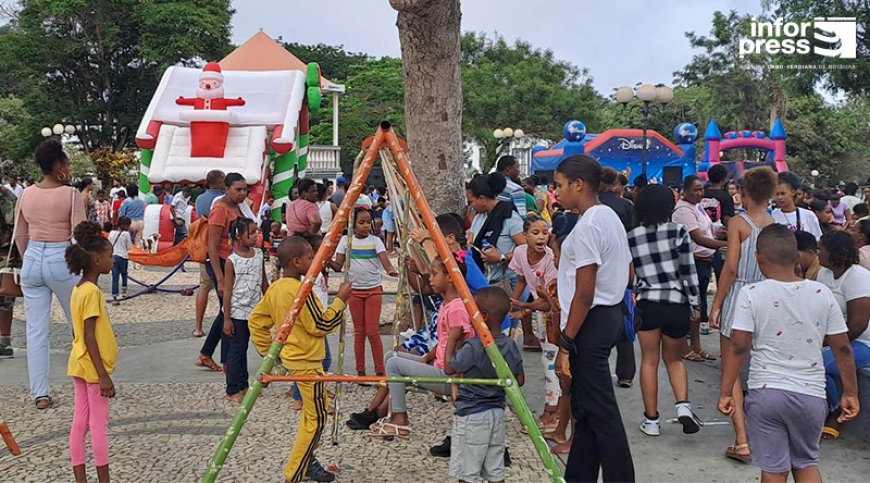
left=231, top=0, right=765, bottom=96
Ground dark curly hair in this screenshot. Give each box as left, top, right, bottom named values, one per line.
left=66, top=221, right=111, bottom=275
left=34, top=139, right=68, bottom=174
left=435, top=213, right=468, bottom=249
left=634, top=184, right=675, bottom=227
left=468, top=173, right=507, bottom=199
left=820, top=231, right=859, bottom=269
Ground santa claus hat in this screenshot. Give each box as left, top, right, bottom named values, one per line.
left=200, top=62, right=223, bottom=82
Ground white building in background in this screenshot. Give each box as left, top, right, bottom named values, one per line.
left=463, top=136, right=550, bottom=178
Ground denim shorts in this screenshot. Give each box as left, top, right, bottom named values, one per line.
left=449, top=408, right=506, bottom=482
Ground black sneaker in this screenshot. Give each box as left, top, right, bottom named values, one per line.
left=504, top=447, right=511, bottom=467
left=350, top=409, right=378, bottom=427
left=429, top=436, right=451, bottom=457
left=0, top=345, right=12, bottom=358
left=305, top=459, right=335, bottom=482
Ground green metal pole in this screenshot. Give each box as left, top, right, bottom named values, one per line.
left=202, top=343, right=279, bottom=483
left=263, top=375, right=510, bottom=386
left=485, top=344, right=566, bottom=482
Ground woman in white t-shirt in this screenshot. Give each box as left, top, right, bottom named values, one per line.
left=553, top=155, right=634, bottom=482
left=316, top=182, right=336, bottom=235
left=816, top=231, right=870, bottom=439
left=772, top=173, right=822, bottom=240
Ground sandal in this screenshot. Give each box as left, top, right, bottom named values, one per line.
left=725, top=443, right=752, bottom=463
left=551, top=440, right=572, bottom=455
left=34, top=396, right=52, bottom=410
left=192, top=330, right=204, bottom=338
left=195, top=355, right=222, bottom=372
left=369, top=417, right=411, bottom=439
left=682, top=351, right=705, bottom=362
left=698, top=350, right=717, bottom=361
left=821, top=426, right=840, bottom=440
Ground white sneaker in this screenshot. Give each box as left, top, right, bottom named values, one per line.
left=676, top=402, right=701, bottom=434
left=639, top=416, right=660, bottom=436
left=400, top=328, right=416, bottom=340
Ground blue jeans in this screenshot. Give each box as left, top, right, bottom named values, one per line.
left=21, top=241, right=77, bottom=400
left=200, top=258, right=228, bottom=363
left=226, top=318, right=250, bottom=395
left=111, top=256, right=128, bottom=296
left=292, top=341, right=332, bottom=401
left=823, top=341, right=870, bottom=411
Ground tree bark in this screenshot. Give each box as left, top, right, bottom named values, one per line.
left=390, top=0, right=465, bottom=215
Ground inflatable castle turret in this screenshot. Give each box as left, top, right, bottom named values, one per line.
left=700, top=118, right=788, bottom=180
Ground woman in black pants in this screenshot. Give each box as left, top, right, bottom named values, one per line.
left=553, top=155, right=635, bottom=482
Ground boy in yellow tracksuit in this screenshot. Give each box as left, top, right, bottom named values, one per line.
left=249, top=236, right=352, bottom=483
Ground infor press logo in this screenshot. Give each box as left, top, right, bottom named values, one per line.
left=739, top=17, right=857, bottom=59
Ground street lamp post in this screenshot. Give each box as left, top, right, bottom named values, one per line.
left=41, top=123, right=76, bottom=138
left=615, top=84, right=673, bottom=181
left=493, top=127, right=525, bottom=173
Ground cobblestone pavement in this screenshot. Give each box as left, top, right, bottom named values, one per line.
left=2, top=263, right=869, bottom=482
left=0, top=383, right=544, bottom=483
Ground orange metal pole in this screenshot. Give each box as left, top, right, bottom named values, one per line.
left=0, top=416, right=20, bottom=456
left=381, top=126, right=493, bottom=347
left=272, top=125, right=386, bottom=344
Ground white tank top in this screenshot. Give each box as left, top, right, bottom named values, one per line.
left=318, top=200, right=333, bottom=234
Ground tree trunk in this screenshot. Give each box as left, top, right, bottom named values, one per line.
left=390, top=0, right=465, bottom=215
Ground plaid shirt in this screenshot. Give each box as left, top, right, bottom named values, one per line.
left=627, top=222, right=700, bottom=307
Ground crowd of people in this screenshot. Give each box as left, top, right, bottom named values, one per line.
left=2, top=140, right=870, bottom=483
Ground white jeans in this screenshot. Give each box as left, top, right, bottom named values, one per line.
left=21, top=241, right=76, bottom=400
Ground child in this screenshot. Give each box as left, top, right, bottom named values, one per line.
left=65, top=222, right=118, bottom=483
left=719, top=224, right=859, bottom=482
left=331, top=208, right=398, bottom=376
left=222, top=218, right=268, bottom=403
left=359, top=255, right=473, bottom=438
left=628, top=185, right=702, bottom=437
left=507, top=214, right=559, bottom=431
left=269, top=221, right=286, bottom=282
left=108, top=217, right=133, bottom=306
left=249, top=236, right=352, bottom=483
left=289, top=233, right=332, bottom=411
left=710, top=166, right=777, bottom=461
left=445, top=287, right=524, bottom=483
left=795, top=230, right=820, bottom=280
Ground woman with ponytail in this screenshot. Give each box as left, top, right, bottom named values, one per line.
left=14, top=139, right=86, bottom=409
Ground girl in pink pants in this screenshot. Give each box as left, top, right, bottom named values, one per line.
left=65, top=222, right=118, bottom=482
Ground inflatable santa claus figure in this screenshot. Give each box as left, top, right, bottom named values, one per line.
left=175, top=62, right=245, bottom=158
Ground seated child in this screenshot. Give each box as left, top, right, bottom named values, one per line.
left=795, top=230, right=820, bottom=280
left=445, top=287, right=524, bottom=483
left=248, top=236, right=353, bottom=483
left=719, top=224, right=859, bottom=483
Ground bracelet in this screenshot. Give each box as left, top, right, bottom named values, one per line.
left=559, top=333, right=575, bottom=353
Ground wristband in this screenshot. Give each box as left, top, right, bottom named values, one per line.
left=559, top=333, right=575, bottom=353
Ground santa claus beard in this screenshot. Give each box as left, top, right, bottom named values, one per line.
left=197, top=85, right=224, bottom=99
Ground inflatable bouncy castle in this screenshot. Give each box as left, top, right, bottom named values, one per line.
left=134, top=32, right=338, bottom=249
left=531, top=120, right=698, bottom=186
left=697, top=118, right=788, bottom=181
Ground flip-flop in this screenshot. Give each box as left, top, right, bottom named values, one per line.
left=821, top=426, right=840, bottom=440
left=725, top=444, right=752, bottom=463
left=682, top=351, right=705, bottom=362
left=698, top=350, right=717, bottom=361
left=551, top=441, right=572, bottom=455
left=192, top=330, right=204, bottom=338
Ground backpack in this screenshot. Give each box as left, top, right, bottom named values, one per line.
left=187, top=216, right=209, bottom=263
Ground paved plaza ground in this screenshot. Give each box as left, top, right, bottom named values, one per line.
left=1, top=263, right=869, bottom=482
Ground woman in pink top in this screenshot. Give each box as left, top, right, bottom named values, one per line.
left=283, top=178, right=321, bottom=236
left=13, top=139, right=86, bottom=409
left=671, top=176, right=726, bottom=361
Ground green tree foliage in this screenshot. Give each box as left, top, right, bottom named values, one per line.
left=461, top=33, right=604, bottom=172
left=283, top=42, right=372, bottom=82
left=308, top=58, right=406, bottom=175
left=0, top=95, right=35, bottom=164
left=0, top=0, right=233, bottom=158
left=764, top=0, right=869, bottom=96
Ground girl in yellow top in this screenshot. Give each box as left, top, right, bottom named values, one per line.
left=65, top=221, right=118, bottom=483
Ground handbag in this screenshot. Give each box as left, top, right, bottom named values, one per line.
left=0, top=193, right=23, bottom=297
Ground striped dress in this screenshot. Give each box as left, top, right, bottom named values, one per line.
left=720, top=212, right=763, bottom=337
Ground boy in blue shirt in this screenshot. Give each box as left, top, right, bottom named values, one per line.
left=445, top=287, right=524, bottom=483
